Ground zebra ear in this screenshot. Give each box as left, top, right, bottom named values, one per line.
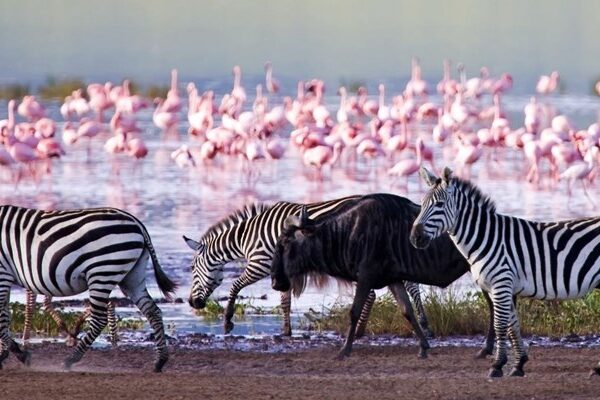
left=183, top=235, right=203, bottom=251
left=419, top=166, right=439, bottom=187
left=442, top=167, right=453, bottom=183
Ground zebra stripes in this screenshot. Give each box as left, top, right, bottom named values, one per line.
left=411, top=166, right=600, bottom=378
left=0, top=206, right=176, bottom=372
left=185, top=196, right=432, bottom=337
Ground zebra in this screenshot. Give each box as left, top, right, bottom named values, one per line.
left=410, top=166, right=600, bottom=378
left=184, top=196, right=433, bottom=337
left=0, top=205, right=176, bottom=372
left=21, top=291, right=119, bottom=347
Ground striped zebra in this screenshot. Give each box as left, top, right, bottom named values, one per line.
left=410, top=166, right=600, bottom=378
left=21, top=291, right=119, bottom=347
left=0, top=206, right=176, bottom=372
left=184, top=196, right=433, bottom=337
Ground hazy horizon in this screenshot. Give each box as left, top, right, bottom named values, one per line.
left=1, top=0, right=599, bottom=94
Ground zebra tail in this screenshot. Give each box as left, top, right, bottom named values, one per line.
left=142, top=230, right=178, bottom=302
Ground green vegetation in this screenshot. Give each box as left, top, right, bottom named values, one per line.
left=339, top=79, right=366, bottom=94
left=0, top=84, right=30, bottom=100
left=145, top=85, right=170, bottom=99
left=8, top=302, right=145, bottom=338
left=194, top=298, right=283, bottom=320
left=38, top=77, right=86, bottom=99
left=308, top=289, right=600, bottom=338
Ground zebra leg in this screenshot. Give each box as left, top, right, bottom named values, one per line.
left=22, top=290, right=37, bottom=346
left=507, top=303, right=528, bottom=377
left=107, top=301, right=119, bottom=347
left=280, top=290, right=292, bottom=336
left=63, top=289, right=109, bottom=370
left=405, top=281, right=433, bottom=338
left=475, top=290, right=496, bottom=359
left=389, top=282, right=430, bottom=359
left=123, top=287, right=168, bottom=372
left=489, top=290, right=512, bottom=378
left=337, top=280, right=372, bottom=359
left=355, top=290, right=376, bottom=338
left=119, top=251, right=168, bottom=372
left=223, top=269, right=262, bottom=334
left=0, top=291, right=31, bottom=367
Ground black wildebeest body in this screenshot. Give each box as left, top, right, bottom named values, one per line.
left=271, top=193, right=495, bottom=358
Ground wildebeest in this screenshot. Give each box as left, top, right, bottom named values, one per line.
left=271, top=193, right=495, bottom=358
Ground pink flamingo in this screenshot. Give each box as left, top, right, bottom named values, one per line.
left=171, top=145, right=196, bottom=168
left=88, top=82, right=114, bottom=122
left=559, top=146, right=599, bottom=205
left=126, top=137, right=148, bottom=159
left=536, top=71, right=560, bottom=95
left=302, top=142, right=342, bottom=180
left=264, top=62, right=280, bottom=94
left=17, top=96, right=45, bottom=122
left=523, top=140, right=543, bottom=183
left=357, top=87, right=379, bottom=117
left=104, top=129, right=127, bottom=154
left=62, top=122, right=78, bottom=145
left=437, top=59, right=459, bottom=96
left=524, top=97, right=541, bottom=134
left=455, top=137, right=483, bottom=179
left=162, top=69, right=182, bottom=113
left=388, top=137, right=424, bottom=188
left=231, top=65, right=247, bottom=104
left=266, top=137, right=286, bottom=160
left=153, top=99, right=178, bottom=132
left=337, top=87, right=349, bottom=124
left=377, top=84, right=391, bottom=121
left=405, top=57, right=428, bottom=97
left=0, top=100, right=17, bottom=132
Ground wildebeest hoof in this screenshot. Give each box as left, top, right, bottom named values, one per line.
left=509, top=367, right=525, bottom=377
left=475, top=348, right=493, bottom=359
left=16, top=350, right=31, bottom=366
left=224, top=320, right=234, bottom=334
left=418, top=348, right=428, bottom=359
left=488, top=368, right=503, bottom=378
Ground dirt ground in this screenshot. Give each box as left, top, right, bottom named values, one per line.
left=1, top=342, right=600, bottom=400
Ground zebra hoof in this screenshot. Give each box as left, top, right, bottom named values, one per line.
left=475, top=348, right=493, bottom=359
left=488, top=368, right=504, bottom=378
left=154, top=356, right=168, bottom=373
left=0, top=349, right=9, bottom=364
left=16, top=350, right=31, bottom=366
left=224, top=320, right=234, bottom=334
left=509, top=368, right=525, bottom=377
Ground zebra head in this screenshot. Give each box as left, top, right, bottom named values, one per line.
left=183, top=235, right=224, bottom=309
left=411, top=166, right=457, bottom=249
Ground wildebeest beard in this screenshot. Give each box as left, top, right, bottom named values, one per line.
left=285, top=230, right=352, bottom=298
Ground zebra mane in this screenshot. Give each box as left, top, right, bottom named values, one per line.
left=451, top=177, right=496, bottom=212
left=201, top=202, right=271, bottom=241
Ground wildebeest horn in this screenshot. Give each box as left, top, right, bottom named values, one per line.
left=299, top=205, right=309, bottom=227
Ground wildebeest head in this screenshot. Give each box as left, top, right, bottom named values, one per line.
left=271, top=205, right=318, bottom=295
left=183, top=235, right=223, bottom=309
left=411, top=166, right=457, bottom=249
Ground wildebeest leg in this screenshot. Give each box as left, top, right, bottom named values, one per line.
left=355, top=290, right=376, bottom=338
left=337, top=281, right=372, bottom=359
left=475, top=290, right=496, bottom=359
left=389, top=282, right=430, bottom=359
left=280, top=291, right=292, bottom=336
left=405, top=281, right=433, bottom=337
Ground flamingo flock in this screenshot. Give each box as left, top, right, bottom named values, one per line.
left=0, top=60, right=599, bottom=205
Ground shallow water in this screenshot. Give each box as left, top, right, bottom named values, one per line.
left=1, top=92, right=599, bottom=337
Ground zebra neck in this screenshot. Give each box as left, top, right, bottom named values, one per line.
left=449, top=188, right=499, bottom=263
